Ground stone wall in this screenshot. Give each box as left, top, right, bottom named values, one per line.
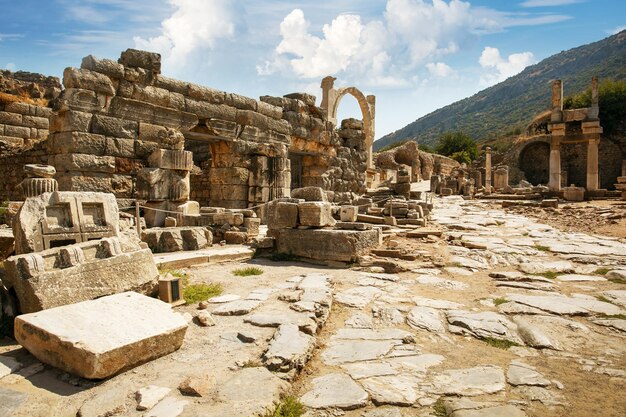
left=0, top=142, right=49, bottom=201
left=0, top=100, right=53, bottom=153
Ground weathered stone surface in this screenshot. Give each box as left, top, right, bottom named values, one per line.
left=518, top=260, right=574, bottom=274
left=507, top=361, right=551, bottom=386
left=556, top=274, right=606, bottom=282
left=179, top=375, right=214, bottom=397
left=119, top=48, right=161, bottom=73
left=507, top=294, right=624, bottom=316
left=360, top=375, right=419, bottom=406
left=298, top=201, right=336, bottom=227
left=340, top=205, right=359, bottom=222
left=4, top=241, right=158, bottom=313
left=0, top=387, right=28, bottom=417
left=274, top=228, right=379, bottom=262
left=263, top=324, right=315, bottom=372
left=136, top=385, right=171, bottom=411
left=321, top=340, right=399, bottom=365
left=267, top=200, right=299, bottom=229
left=212, top=299, right=262, bottom=316
left=196, top=310, right=216, bottom=327
left=77, top=382, right=130, bottom=417
left=407, top=306, right=445, bottom=332
left=433, top=366, right=506, bottom=396
left=447, top=310, right=522, bottom=344
left=14, top=292, right=188, bottom=379
left=512, top=316, right=559, bottom=350
left=291, top=187, right=327, bottom=202
left=145, top=397, right=188, bottom=417
left=450, top=405, right=527, bottom=417
left=142, top=227, right=212, bottom=253
left=63, top=67, right=115, bottom=96
left=300, top=373, right=369, bottom=410
left=0, top=356, right=22, bottom=379
left=341, top=361, right=396, bottom=380
left=217, top=367, right=289, bottom=415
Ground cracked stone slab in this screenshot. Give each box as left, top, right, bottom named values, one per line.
left=335, top=287, right=383, bottom=308
left=244, top=312, right=317, bottom=334
left=385, top=353, right=445, bottom=372
left=212, top=299, right=262, bottom=316
left=601, top=290, right=626, bottom=308
left=512, top=317, right=560, bottom=350
left=341, top=361, right=397, bottom=380
left=333, top=328, right=413, bottom=341
left=135, top=385, right=171, bottom=411
left=0, top=356, right=22, bottom=380
left=321, top=340, right=401, bottom=365
left=413, top=296, right=463, bottom=310
left=407, top=306, right=445, bottom=333
left=263, top=324, right=315, bottom=372
left=446, top=310, right=523, bottom=344
left=556, top=274, right=606, bottom=282
left=345, top=312, right=374, bottom=329
left=300, top=373, right=368, bottom=410
left=432, top=366, right=506, bottom=396
left=208, top=294, right=241, bottom=304
left=0, top=387, right=28, bottom=417
left=507, top=294, right=624, bottom=316
left=360, top=375, right=419, bottom=406
left=518, top=260, right=574, bottom=275
left=416, top=275, right=468, bottom=290
left=507, top=361, right=551, bottom=386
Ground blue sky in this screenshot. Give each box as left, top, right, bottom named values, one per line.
left=1, top=0, right=624, bottom=141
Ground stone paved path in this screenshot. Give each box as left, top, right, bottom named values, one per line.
left=296, top=196, right=626, bottom=417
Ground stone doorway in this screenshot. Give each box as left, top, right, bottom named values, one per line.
left=290, top=153, right=304, bottom=190
left=519, top=141, right=550, bottom=185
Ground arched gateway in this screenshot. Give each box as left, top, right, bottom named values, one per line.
left=319, top=76, right=376, bottom=168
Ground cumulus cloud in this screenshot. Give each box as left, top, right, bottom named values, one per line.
left=260, top=0, right=565, bottom=88
left=426, top=62, right=454, bottom=77
left=479, top=46, right=535, bottom=86
left=134, top=0, right=235, bottom=67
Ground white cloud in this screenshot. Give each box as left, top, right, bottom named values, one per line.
left=0, top=33, right=23, bottom=42
left=520, top=0, right=583, bottom=7
left=261, top=0, right=566, bottom=88
left=479, top=46, right=535, bottom=87
left=134, top=0, right=235, bottom=68
left=5, top=63, right=16, bottom=71
left=426, top=62, right=454, bottom=77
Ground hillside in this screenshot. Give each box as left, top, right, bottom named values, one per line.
left=375, top=30, right=626, bottom=151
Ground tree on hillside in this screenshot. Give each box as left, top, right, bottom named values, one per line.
left=563, top=79, right=626, bottom=136
left=435, top=131, right=478, bottom=164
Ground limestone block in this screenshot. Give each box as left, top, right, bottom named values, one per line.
left=226, top=93, right=257, bottom=111
left=81, top=55, right=125, bottom=79
left=63, top=67, right=115, bottom=96
left=298, top=202, right=336, bottom=227
left=4, top=125, right=31, bottom=138
left=48, top=132, right=106, bottom=155
left=256, top=100, right=283, bottom=119
left=136, top=168, right=190, bottom=201
left=106, top=137, right=135, bottom=158
left=340, top=206, right=358, bottom=222
left=185, top=99, right=236, bottom=121
left=24, top=164, right=55, bottom=178
left=21, top=115, right=49, bottom=129
left=563, top=186, right=585, bottom=202
left=12, top=191, right=119, bottom=254
left=187, top=83, right=226, bottom=104
left=4, top=101, right=32, bottom=115
left=57, top=88, right=104, bottom=113
left=274, top=229, right=379, bottom=262
left=4, top=239, right=158, bottom=313
left=52, top=153, right=116, bottom=174
left=49, top=110, right=92, bottom=133
left=14, top=292, right=187, bottom=378
left=119, top=49, right=162, bottom=74
left=243, top=217, right=260, bottom=236
left=266, top=201, right=299, bottom=229
left=291, top=187, right=327, bottom=202
left=109, top=97, right=197, bottom=130
left=91, top=114, right=138, bottom=139
left=224, top=231, right=248, bottom=244
left=132, top=85, right=185, bottom=111
left=164, top=216, right=177, bottom=227
left=148, top=149, right=193, bottom=171
left=154, top=75, right=189, bottom=95
left=0, top=111, right=22, bottom=125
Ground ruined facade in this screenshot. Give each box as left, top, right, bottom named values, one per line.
left=0, top=49, right=371, bottom=209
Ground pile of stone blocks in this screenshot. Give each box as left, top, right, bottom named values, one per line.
left=614, top=176, right=626, bottom=201
left=141, top=226, right=213, bottom=253
left=265, top=188, right=381, bottom=263
left=14, top=291, right=187, bottom=379
left=352, top=197, right=431, bottom=227
left=0, top=100, right=52, bottom=151
left=563, top=185, right=585, bottom=202
left=4, top=190, right=159, bottom=313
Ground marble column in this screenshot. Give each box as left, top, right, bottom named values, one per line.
left=586, top=138, right=599, bottom=191
left=484, top=147, right=492, bottom=194
left=549, top=139, right=561, bottom=192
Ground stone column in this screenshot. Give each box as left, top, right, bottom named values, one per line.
left=551, top=80, right=563, bottom=122
left=586, top=138, right=599, bottom=191
left=549, top=138, right=561, bottom=192
left=484, top=147, right=492, bottom=194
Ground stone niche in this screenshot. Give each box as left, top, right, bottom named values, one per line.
left=12, top=191, right=119, bottom=254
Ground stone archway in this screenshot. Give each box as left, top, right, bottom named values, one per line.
left=320, top=76, right=376, bottom=168
left=519, top=140, right=550, bottom=185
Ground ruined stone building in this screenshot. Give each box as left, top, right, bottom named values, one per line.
left=0, top=49, right=373, bottom=212
left=505, top=77, right=623, bottom=194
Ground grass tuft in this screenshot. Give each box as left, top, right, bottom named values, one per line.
left=608, top=277, right=626, bottom=285
left=232, top=267, right=264, bottom=277
left=533, top=245, right=551, bottom=252
left=594, top=268, right=610, bottom=276
left=596, top=295, right=614, bottom=304
left=532, top=271, right=559, bottom=280
left=493, top=297, right=509, bottom=306
left=183, top=283, right=223, bottom=304
left=432, top=397, right=448, bottom=417
left=598, top=313, right=626, bottom=320
left=482, top=337, right=520, bottom=350
left=263, top=396, right=305, bottom=417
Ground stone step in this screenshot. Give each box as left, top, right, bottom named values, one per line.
left=153, top=245, right=255, bottom=269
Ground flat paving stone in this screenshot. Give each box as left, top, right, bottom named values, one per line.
left=0, top=356, right=22, bottom=380
left=407, top=306, right=445, bottom=333
left=556, top=274, right=606, bottom=282
left=300, top=373, right=368, bottom=410
left=433, top=366, right=506, bottom=396
left=507, top=361, right=551, bottom=386
left=413, top=296, right=463, bottom=310
left=507, top=294, right=624, bottom=316
left=446, top=310, right=523, bottom=344
left=0, top=387, right=28, bottom=417
left=208, top=294, right=241, bottom=303
left=212, top=300, right=262, bottom=316
left=341, top=362, right=397, bottom=380
left=333, top=328, right=413, bottom=341
left=335, top=286, right=383, bottom=308
left=145, top=397, right=188, bottom=417
left=321, top=340, right=400, bottom=365
left=263, top=324, right=314, bottom=372
left=360, top=375, right=419, bottom=406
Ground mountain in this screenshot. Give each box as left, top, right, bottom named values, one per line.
left=374, top=30, right=626, bottom=151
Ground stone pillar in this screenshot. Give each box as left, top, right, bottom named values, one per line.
left=493, top=166, right=509, bottom=191
left=589, top=76, right=599, bottom=119
left=484, top=147, right=492, bottom=194
left=586, top=138, right=599, bottom=191
left=21, top=164, right=58, bottom=198
left=548, top=138, right=561, bottom=192
left=551, top=80, right=563, bottom=122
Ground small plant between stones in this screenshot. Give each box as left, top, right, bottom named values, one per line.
left=232, top=267, right=264, bottom=277
left=534, top=244, right=551, bottom=252
left=263, top=396, right=305, bottom=417
left=594, top=267, right=610, bottom=275
left=432, top=397, right=449, bottom=417
left=493, top=297, right=509, bottom=306
left=482, top=337, right=520, bottom=350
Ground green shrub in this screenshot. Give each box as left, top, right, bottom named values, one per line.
left=232, top=267, right=264, bottom=277
left=263, top=396, right=305, bottom=417
left=183, top=283, right=223, bottom=304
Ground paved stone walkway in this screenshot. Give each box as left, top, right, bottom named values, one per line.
left=296, top=196, right=626, bottom=417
